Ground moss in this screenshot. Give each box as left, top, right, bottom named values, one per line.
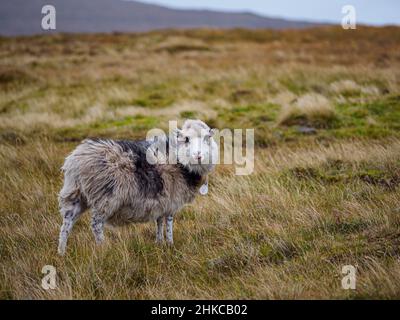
left=53, top=127, right=91, bottom=142
left=132, top=84, right=178, bottom=108
left=217, top=103, right=279, bottom=128
left=213, top=103, right=281, bottom=146
left=335, top=95, right=400, bottom=134
left=91, top=115, right=159, bottom=131
left=50, top=115, right=158, bottom=142
left=365, top=95, right=400, bottom=126
left=286, top=159, right=399, bottom=191
left=139, top=92, right=172, bottom=107
left=279, top=112, right=339, bottom=128
left=180, top=110, right=197, bottom=119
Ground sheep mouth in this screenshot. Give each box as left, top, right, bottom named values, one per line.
left=194, top=157, right=205, bottom=165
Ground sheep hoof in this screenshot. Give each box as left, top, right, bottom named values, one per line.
left=95, top=239, right=105, bottom=246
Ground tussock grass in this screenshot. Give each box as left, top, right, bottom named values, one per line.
left=0, top=27, right=400, bottom=299
left=277, top=93, right=336, bottom=127
left=330, top=79, right=380, bottom=97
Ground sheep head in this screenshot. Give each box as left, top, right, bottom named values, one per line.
left=174, top=119, right=218, bottom=175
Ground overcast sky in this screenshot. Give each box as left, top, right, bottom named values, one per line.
left=138, top=0, right=400, bottom=25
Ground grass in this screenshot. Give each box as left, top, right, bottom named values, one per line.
left=277, top=93, right=337, bottom=128
left=0, top=26, right=400, bottom=299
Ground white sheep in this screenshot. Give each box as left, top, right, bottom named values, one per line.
left=57, top=119, right=218, bottom=255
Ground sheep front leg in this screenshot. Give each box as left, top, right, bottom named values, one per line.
left=156, top=217, right=164, bottom=243
left=165, top=214, right=174, bottom=245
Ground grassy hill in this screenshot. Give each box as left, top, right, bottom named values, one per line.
left=0, top=26, right=400, bottom=299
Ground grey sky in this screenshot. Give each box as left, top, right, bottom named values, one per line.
left=138, top=0, right=400, bottom=25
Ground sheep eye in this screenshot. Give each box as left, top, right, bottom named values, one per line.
left=185, top=137, right=190, bottom=144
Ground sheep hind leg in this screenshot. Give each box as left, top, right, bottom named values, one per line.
left=91, top=212, right=106, bottom=245
left=156, top=217, right=164, bottom=243
left=165, top=215, right=174, bottom=245
left=58, top=199, right=86, bottom=256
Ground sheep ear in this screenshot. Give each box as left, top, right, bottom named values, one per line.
left=177, top=129, right=184, bottom=139
left=172, top=128, right=183, bottom=138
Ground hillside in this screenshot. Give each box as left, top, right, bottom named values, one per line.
left=0, top=0, right=317, bottom=36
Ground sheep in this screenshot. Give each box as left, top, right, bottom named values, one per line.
left=57, top=119, right=218, bottom=255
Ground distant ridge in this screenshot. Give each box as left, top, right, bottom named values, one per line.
left=0, top=0, right=318, bottom=36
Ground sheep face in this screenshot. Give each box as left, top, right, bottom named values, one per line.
left=175, top=120, right=218, bottom=173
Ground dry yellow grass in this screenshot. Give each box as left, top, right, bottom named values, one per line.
left=0, top=27, right=400, bottom=299
left=277, top=93, right=336, bottom=127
